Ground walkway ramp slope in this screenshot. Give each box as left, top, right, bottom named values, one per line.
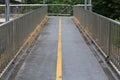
left=14, top=16, right=109, bottom=80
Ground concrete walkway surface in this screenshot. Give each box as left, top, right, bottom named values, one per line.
left=14, top=16, right=109, bottom=80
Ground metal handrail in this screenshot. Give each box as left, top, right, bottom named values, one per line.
left=74, top=6, right=120, bottom=75
left=48, top=4, right=73, bottom=16
left=0, top=4, right=69, bottom=7
left=0, top=6, right=47, bottom=78
left=0, top=4, right=45, bottom=7
left=0, top=4, right=72, bottom=17
left=0, top=4, right=45, bottom=23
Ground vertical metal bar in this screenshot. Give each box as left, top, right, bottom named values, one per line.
left=43, top=0, right=45, bottom=4
left=89, top=0, right=92, bottom=11
left=84, top=0, right=87, bottom=10
left=5, top=0, right=10, bottom=21
left=107, top=22, right=111, bottom=60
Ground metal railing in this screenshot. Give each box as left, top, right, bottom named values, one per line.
left=0, top=6, right=47, bottom=77
left=0, top=4, right=43, bottom=24
left=0, top=4, right=73, bottom=18
left=48, top=4, right=92, bottom=16
left=0, top=4, right=92, bottom=18
left=0, top=4, right=43, bottom=18
left=48, top=4, right=73, bottom=16
left=74, top=6, right=120, bottom=74
left=0, top=4, right=72, bottom=24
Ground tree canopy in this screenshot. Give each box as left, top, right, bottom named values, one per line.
left=92, top=0, right=120, bottom=20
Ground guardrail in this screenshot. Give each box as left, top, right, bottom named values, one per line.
left=0, top=4, right=43, bottom=18
left=48, top=4, right=73, bottom=16
left=73, top=5, right=120, bottom=75
left=0, top=4, right=91, bottom=17
left=0, top=4, right=73, bottom=17
left=0, top=6, right=47, bottom=78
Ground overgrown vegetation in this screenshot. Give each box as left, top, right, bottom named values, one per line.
left=115, top=17, right=120, bottom=22
left=92, top=0, right=120, bottom=21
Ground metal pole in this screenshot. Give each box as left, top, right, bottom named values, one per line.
left=43, top=0, right=45, bottom=4
left=84, top=0, right=87, bottom=10
left=90, top=0, right=92, bottom=4
left=5, top=0, right=10, bottom=21
left=89, top=0, right=92, bottom=11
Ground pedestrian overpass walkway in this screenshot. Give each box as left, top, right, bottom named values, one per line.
left=13, top=16, right=109, bottom=80
left=0, top=6, right=120, bottom=80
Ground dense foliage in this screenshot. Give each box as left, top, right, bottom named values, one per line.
left=93, top=0, right=120, bottom=20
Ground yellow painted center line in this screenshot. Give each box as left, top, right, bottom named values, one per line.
left=56, top=17, right=62, bottom=80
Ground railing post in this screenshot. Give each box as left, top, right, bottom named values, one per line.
left=107, top=22, right=111, bottom=61
left=84, top=0, right=87, bottom=10
left=43, top=0, right=45, bottom=4
left=5, top=0, right=10, bottom=21
left=88, top=0, right=92, bottom=11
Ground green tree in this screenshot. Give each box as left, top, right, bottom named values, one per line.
left=93, top=0, right=120, bottom=20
